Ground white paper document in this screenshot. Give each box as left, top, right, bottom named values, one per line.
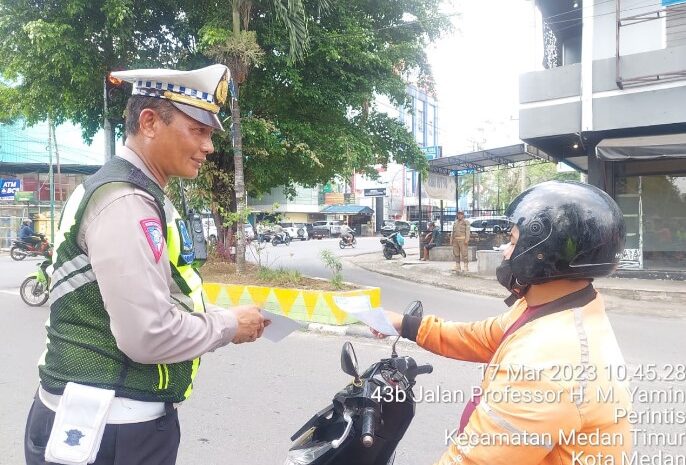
left=261, top=310, right=303, bottom=342
left=333, top=296, right=399, bottom=336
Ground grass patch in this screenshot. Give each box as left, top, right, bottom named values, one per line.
left=256, top=266, right=303, bottom=286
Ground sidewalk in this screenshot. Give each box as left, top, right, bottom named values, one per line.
left=346, top=248, right=686, bottom=319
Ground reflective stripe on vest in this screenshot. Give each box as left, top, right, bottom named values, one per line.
left=163, top=200, right=204, bottom=398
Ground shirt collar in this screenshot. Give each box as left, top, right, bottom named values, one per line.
left=115, top=146, right=163, bottom=188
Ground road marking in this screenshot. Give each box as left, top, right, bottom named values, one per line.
left=0, top=289, right=19, bottom=296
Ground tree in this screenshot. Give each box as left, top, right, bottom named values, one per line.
left=195, top=0, right=447, bottom=268
left=0, top=1, right=199, bottom=138
left=0, top=0, right=448, bottom=266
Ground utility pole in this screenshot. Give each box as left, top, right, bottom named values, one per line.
left=47, top=120, right=55, bottom=244
left=103, top=76, right=116, bottom=161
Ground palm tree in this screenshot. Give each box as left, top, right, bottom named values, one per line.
left=203, top=0, right=328, bottom=272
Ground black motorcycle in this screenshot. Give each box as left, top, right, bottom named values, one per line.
left=380, top=232, right=406, bottom=260
left=284, top=301, right=432, bottom=465
left=272, top=231, right=292, bottom=246
left=339, top=233, right=357, bottom=249
left=10, top=234, right=53, bottom=261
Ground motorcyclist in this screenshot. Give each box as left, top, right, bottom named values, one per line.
left=373, top=181, right=632, bottom=465
left=18, top=219, right=43, bottom=248
left=340, top=224, right=355, bottom=244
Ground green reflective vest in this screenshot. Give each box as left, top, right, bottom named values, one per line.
left=39, top=157, right=204, bottom=402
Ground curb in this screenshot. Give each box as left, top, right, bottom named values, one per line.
left=346, top=254, right=686, bottom=318
left=304, top=322, right=376, bottom=339
left=349, top=258, right=509, bottom=300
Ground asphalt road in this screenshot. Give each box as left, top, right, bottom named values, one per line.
left=1, top=245, right=685, bottom=464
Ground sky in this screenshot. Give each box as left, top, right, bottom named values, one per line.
left=426, top=0, right=539, bottom=156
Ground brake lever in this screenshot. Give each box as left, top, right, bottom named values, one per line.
left=331, top=411, right=353, bottom=449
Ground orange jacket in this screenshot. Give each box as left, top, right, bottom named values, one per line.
left=417, top=294, right=632, bottom=465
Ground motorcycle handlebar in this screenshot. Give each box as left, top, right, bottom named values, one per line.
left=360, top=407, right=376, bottom=448
left=407, top=364, right=433, bottom=379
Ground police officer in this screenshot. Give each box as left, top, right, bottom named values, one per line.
left=374, top=181, right=632, bottom=465
left=450, top=211, right=470, bottom=272
left=24, top=64, right=267, bottom=465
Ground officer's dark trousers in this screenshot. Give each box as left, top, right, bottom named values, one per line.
left=24, top=395, right=180, bottom=465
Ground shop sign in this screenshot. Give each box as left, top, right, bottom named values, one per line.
left=0, top=178, right=20, bottom=200
left=14, top=191, right=36, bottom=202
left=364, top=188, right=386, bottom=197
left=618, top=248, right=642, bottom=270
left=421, top=172, right=456, bottom=201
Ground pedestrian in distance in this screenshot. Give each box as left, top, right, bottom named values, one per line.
left=372, top=181, right=632, bottom=465
left=420, top=222, right=436, bottom=261
left=451, top=211, right=470, bottom=272
left=24, top=64, right=269, bottom=465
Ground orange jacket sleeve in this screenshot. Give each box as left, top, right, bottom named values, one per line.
left=415, top=311, right=514, bottom=363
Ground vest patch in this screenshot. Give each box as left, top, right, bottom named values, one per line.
left=140, top=218, right=164, bottom=262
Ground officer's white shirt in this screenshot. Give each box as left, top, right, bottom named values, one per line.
left=76, top=146, right=238, bottom=364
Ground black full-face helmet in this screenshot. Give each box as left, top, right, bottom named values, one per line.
left=505, top=181, right=625, bottom=285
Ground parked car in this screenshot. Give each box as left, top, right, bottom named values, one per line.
left=280, top=222, right=309, bottom=241
left=380, top=220, right=411, bottom=237
left=202, top=217, right=255, bottom=244
left=468, top=216, right=511, bottom=250
left=312, top=220, right=344, bottom=238
left=468, top=216, right=511, bottom=234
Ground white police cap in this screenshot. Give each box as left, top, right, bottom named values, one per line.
left=111, top=64, right=230, bottom=131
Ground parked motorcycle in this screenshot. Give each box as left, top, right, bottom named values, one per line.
left=10, top=234, right=52, bottom=261
left=272, top=232, right=292, bottom=246
left=20, top=260, right=51, bottom=307
left=339, top=233, right=357, bottom=249
left=380, top=232, right=406, bottom=260
left=284, top=301, right=432, bottom=465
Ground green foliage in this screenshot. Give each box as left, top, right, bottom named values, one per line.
left=256, top=266, right=303, bottom=286
left=0, top=0, right=197, bottom=141
left=320, top=249, right=343, bottom=290
left=459, top=161, right=581, bottom=212
left=0, top=0, right=447, bottom=194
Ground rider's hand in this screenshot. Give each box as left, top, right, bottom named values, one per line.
left=230, top=305, right=269, bottom=344
left=370, top=311, right=404, bottom=339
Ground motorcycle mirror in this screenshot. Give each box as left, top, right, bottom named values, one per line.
left=392, top=301, right=423, bottom=358
left=405, top=300, right=424, bottom=319
left=341, top=342, right=360, bottom=382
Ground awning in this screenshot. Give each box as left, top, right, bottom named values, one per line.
left=596, top=133, right=686, bottom=161
left=428, top=143, right=554, bottom=175
left=0, top=162, right=102, bottom=175
left=321, top=204, right=374, bottom=215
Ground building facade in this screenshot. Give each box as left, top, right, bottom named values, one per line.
left=354, top=84, right=453, bottom=231
left=519, top=0, right=686, bottom=273
left=0, top=121, right=102, bottom=247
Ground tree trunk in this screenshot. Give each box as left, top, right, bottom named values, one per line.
left=231, top=96, right=246, bottom=272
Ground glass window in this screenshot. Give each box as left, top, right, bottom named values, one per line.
left=616, top=175, right=686, bottom=271
left=427, top=104, right=435, bottom=146
left=416, top=103, right=425, bottom=145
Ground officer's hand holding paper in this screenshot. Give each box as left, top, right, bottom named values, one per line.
left=261, top=310, right=303, bottom=342
left=333, top=296, right=399, bottom=336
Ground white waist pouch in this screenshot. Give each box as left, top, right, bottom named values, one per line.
left=45, top=382, right=115, bottom=465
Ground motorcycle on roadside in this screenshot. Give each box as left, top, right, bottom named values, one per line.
left=20, top=260, right=51, bottom=307
left=10, top=234, right=53, bottom=261
left=380, top=232, right=406, bottom=260
left=284, top=301, right=432, bottom=465
left=339, top=233, right=357, bottom=249
left=272, top=231, right=292, bottom=246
